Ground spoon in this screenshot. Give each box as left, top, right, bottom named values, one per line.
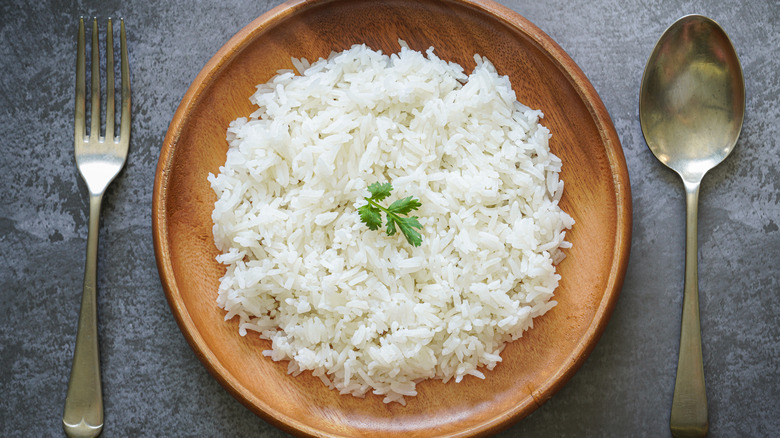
left=640, top=15, right=745, bottom=437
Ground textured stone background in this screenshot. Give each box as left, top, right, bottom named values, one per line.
left=1, top=0, right=778, bottom=436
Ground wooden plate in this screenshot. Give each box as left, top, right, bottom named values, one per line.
left=152, top=0, right=632, bottom=436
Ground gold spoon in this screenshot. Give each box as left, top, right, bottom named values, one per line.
left=640, top=14, right=745, bottom=437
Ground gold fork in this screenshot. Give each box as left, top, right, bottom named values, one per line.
left=63, top=17, right=130, bottom=438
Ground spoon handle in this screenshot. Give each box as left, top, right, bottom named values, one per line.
left=670, top=179, right=708, bottom=437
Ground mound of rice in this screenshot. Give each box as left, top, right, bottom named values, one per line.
left=208, top=43, right=574, bottom=405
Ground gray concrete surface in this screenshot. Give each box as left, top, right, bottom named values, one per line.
left=1, top=0, right=778, bottom=436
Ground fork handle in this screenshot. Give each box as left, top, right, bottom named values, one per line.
left=63, top=193, right=104, bottom=438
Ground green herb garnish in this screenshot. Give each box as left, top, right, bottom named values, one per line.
left=358, top=182, right=423, bottom=247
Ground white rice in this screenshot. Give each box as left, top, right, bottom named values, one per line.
left=208, top=43, right=574, bottom=405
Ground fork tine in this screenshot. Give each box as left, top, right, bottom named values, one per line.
left=74, top=18, right=86, bottom=144
left=105, top=18, right=115, bottom=142
left=90, top=17, right=100, bottom=139
left=119, top=18, right=131, bottom=147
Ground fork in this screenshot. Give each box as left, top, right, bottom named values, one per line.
left=63, top=17, right=130, bottom=438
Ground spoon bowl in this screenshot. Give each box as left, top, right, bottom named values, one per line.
left=641, top=15, right=745, bottom=181
left=640, top=14, right=745, bottom=437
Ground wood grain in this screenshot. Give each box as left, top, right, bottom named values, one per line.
left=152, top=0, right=632, bottom=436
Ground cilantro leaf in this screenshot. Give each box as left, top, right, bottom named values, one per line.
left=358, top=204, right=382, bottom=230
left=358, top=181, right=423, bottom=247
left=366, top=182, right=393, bottom=202
left=387, top=196, right=422, bottom=216
left=393, top=216, right=423, bottom=246
left=386, top=217, right=397, bottom=236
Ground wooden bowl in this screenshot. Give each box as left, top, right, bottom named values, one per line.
left=153, top=0, right=632, bottom=436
